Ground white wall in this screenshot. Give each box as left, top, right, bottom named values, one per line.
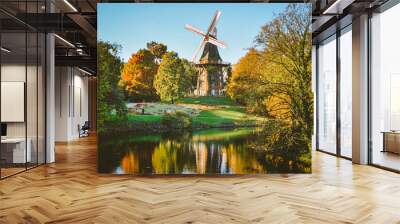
left=1, top=64, right=26, bottom=138
left=55, top=67, right=89, bottom=141
left=55, top=66, right=70, bottom=141
left=1, top=82, right=25, bottom=122
left=1, top=63, right=46, bottom=164
left=1, top=64, right=42, bottom=138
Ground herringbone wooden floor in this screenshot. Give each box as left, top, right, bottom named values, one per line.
left=1, top=136, right=400, bottom=224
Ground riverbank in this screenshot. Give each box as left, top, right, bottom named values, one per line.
left=103, top=118, right=266, bottom=135
left=101, top=96, right=267, bottom=134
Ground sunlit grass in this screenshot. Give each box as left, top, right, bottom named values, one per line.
left=192, top=128, right=256, bottom=142
left=193, top=108, right=265, bottom=127
left=126, top=96, right=265, bottom=128
left=127, top=114, right=162, bottom=123
left=178, top=96, right=238, bottom=106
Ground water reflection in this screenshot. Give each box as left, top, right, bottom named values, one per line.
left=98, top=128, right=311, bottom=174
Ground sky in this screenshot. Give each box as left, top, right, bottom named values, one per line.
left=98, top=3, right=289, bottom=64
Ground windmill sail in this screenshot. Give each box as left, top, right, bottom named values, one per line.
left=192, top=39, right=207, bottom=62
left=185, top=10, right=226, bottom=62
left=207, top=10, right=221, bottom=35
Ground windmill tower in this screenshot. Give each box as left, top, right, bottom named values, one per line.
left=185, top=10, right=230, bottom=96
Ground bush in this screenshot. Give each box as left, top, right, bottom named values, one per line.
left=161, top=110, right=192, bottom=129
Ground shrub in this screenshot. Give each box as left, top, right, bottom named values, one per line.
left=161, top=110, right=192, bottom=129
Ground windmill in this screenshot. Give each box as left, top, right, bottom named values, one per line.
left=185, top=10, right=230, bottom=96
left=185, top=10, right=227, bottom=62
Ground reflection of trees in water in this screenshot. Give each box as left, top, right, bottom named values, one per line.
left=252, top=122, right=311, bottom=173
left=195, top=142, right=208, bottom=174
left=224, top=144, right=266, bottom=174
left=152, top=140, right=177, bottom=174
left=99, top=126, right=311, bottom=174
left=120, top=151, right=139, bottom=173
left=98, top=135, right=158, bottom=173
left=152, top=139, right=197, bottom=174
left=151, top=140, right=265, bottom=174
left=149, top=132, right=268, bottom=174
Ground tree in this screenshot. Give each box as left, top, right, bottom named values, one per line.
left=226, top=4, right=312, bottom=144
left=255, top=4, right=312, bottom=139
left=227, top=48, right=268, bottom=115
left=97, top=41, right=127, bottom=132
left=119, top=49, right=159, bottom=102
left=180, top=58, right=198, bottom=95
left=146, top=41, right=167, bottom=62
left=153, top=52, right=191, bottom=103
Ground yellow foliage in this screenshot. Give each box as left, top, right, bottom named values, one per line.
left=119, top=49, right=158, bottom=99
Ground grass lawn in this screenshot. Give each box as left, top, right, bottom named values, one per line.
left=127, top=114, right=162, bottom=123
left=125, top=96, right=265, bottom=128
left=192, top=107, right=265, bottom=127
left=178, top=96, right=238, bottom=106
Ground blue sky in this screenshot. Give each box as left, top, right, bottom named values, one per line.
left=98, top=3, right=288, bottom=64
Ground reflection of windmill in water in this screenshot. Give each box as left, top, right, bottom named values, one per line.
left=185, top=10, right=231, bottom=96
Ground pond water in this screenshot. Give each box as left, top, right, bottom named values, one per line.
left=98, top=127, right=311, bottom=174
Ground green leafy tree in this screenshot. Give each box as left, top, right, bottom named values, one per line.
left=146, top=41, right=168, bottom=62
left=119, top=49, right=159, bottom=102
left=226, top=4, right=312, bottom=145
left=154, top=52, right=191, bottom=103
left=97, top=41, right=127, bottom=132
left=181, top=58, right=198, bottom=95
left=255, top=3, right=312, bottom=139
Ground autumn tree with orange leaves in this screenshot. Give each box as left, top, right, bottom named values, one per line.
left=228, top=4, right=312, bottom=142
left=119, top=49, right=159, bottom=101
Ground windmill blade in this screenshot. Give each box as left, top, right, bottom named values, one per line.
left=208, top=36, right=227, bottom=49
left=192, top=39, right=206, bottom=62
left=185, top=24, right=206, bottom=37
left=207, top=10, right=221, bottom=35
